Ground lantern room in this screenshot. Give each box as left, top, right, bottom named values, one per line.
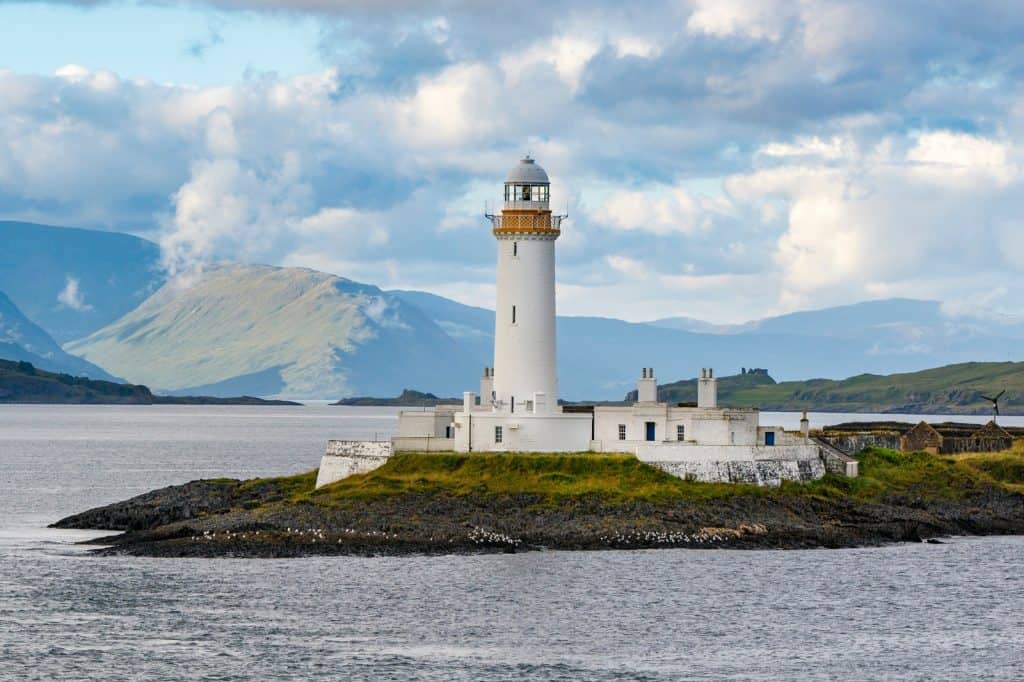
left=503, top=156, right=550, bottom=207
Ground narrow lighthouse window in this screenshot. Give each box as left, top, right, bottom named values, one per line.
left=513, top=241, right=518, bottom=257
left=512, top=305, right=516, bottom=324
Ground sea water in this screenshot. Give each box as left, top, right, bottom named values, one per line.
left=2, top=405, right=1023, bottom=680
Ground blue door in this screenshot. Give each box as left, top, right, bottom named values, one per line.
left=645, top=422, right=656, bottom=441
left=765, top=431, right=775, bottom=446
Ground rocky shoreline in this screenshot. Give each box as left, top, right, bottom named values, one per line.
left=52, top=452, right=1024, bottom=558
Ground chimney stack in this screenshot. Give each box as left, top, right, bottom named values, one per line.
left=636, top=366, right=657, bottom=403
left=479, top=367, right=495, bottom=408
left=697, top=368, right=717, bottom=408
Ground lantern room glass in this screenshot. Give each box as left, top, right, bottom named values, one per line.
left=505, top=184, right=549, bottom=202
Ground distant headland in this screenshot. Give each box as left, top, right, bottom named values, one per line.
left=0, top=360, right=300, bottom=406
left=337, top=362, right=1024, bottom=416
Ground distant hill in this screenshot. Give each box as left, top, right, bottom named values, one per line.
left=643, top=363, right=1024, bottom=415
left=0, top=221, right=163, bottom=342
left=333, top=389, right=460, bottom=406
left=0, top=290, right=119, bottom=380
left=398, top=292, right=1024, bottom=400
left=0, top=360, right=299, bottom=405
left=68, top=264, right=481, bottom=399
left=6, top=221, right=1023, bottom=401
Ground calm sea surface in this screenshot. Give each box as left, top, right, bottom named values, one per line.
left=2, top=405, right=1024, bottom=680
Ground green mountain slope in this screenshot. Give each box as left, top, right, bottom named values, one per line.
left=66, top=264, right=478, bottom=399
left=645, top=363, right=1024, bottom=415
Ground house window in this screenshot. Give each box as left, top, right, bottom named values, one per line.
left=512, top=305, right=516, bottom=324
left=618, top=424, right=626, bottom=440
left=676, top=425, right=685, bottom=441
left=495, top=426, right=503, bottom=443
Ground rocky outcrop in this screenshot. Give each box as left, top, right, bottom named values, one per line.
left=52, top=460, right=1024, bottom=558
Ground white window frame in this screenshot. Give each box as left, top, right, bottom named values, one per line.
left=618, top=424, right=626, bottom=440
left=495, top=425, right=503, bottom=443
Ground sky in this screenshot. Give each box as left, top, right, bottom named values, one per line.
left=1, top=0, right=1023, bottom=323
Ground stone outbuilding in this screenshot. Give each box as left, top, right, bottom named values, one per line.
left=900, top=422, right=944, bottom=454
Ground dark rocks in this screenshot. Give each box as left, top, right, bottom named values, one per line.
left=50, top=474, right=1024, bottom=558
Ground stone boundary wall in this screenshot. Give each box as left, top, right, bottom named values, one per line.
left=817, top=433, right=901, bottom=456
left=813, top=438, right=860, bottom=477
left=940, top=436, right=1014, bottom=455
left=315, top=440, right=392, bottom=489
left=647, top=458, right=826, bottom=486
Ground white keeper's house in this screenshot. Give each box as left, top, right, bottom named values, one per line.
left=317, top=156, right=858, bottom=488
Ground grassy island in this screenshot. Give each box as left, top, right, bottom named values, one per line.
left=53, top=445, right=1024, bottom=558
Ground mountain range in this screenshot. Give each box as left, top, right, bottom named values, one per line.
left=1, top=221, right=1023, bottom=400
left=67, top=264, right=478, bottom=398
left=0, top=221, right=163, bottom=343
left=0, top=290, right=117, bottom=380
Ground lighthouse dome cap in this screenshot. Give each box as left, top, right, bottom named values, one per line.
left=505, top=155, right=549, bottom=184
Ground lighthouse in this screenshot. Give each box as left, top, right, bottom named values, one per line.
left=446, top=156, right=591, bottom=452
left=487, top=156, right=564, bottom=415
left=318, top=152, right=844, bottom=483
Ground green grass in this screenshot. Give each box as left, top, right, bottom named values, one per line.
left=952, top=441, right=1024, bottom=490
left=238, top=447, right=1019, bottom=512
left=239, top=469, right=319, bottom=499
left=305, top=452, right=758, bottom=504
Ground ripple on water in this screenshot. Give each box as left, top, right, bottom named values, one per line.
left=3, top=405, right=1024, bottom=679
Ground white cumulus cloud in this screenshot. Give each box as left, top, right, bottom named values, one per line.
left=57, top=276, right=93, bottom=312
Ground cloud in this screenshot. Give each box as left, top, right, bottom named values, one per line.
left=591, top=186, right=706, bottom=235
left=57, top=276, right=93, bottom=311
left=4, top=2, right=1024, bottom=323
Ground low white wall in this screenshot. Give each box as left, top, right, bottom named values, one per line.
left=647, top=458, right=826, bottom=486
left=315, top=440, right=392, bottom=489
left=392, top=436, right=456, bottom=452
left=634, top=443, right=823, bottom=463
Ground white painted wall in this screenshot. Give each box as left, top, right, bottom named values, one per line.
left=392, top=436, right=456, bottom=452
left=452, top=411, right=591, bottom=452
left=634, top=443, right=822, bottom=463
left=647, top=458, right=826, bottom=486
left=315, top=440, right=392, bottom=488
left=493, top=234, right=559, bottom=414
left=592, top=405, right=760, bottom=450
left=397, top=409, right=456, bottom=438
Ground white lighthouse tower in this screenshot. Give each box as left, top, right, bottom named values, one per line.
left=450, top=156, right=592, bottom=452
left=488, top=156, right=562, bottom=415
